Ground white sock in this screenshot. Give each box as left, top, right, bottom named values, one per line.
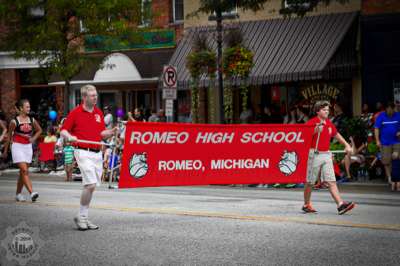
left=79, top=205, right=89, bottom=218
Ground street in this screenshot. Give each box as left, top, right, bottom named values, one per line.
left=0, top=173, right=399, bottom=266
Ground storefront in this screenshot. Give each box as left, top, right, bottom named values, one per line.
left=50, top=49, right=174, bottom=117
left=362, top=12, right=400, bottom=107
left=167, top=12, right=360, bottom=122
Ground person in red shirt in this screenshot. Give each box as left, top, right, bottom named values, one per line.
left=2, top=99, right=42, bottom=202
left=302, top=100, right=356, bottom=215
left=61, top=84, right=116, bottom=231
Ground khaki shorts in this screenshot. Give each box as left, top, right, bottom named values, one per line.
left=74, top=149, right=103, bottom=186
left=306, top=150, right=336, bottom=184
left=381, top=144, right=400, bottom=165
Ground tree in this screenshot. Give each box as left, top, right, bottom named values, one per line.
left=0, top=0, right=143, bottom=114
left=188, top=0, right=348, bottom=123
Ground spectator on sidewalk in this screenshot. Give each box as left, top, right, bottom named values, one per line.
left=63, top=139, right=75, bottom=182
left=148, top=109, right=160, bottom=122
left=332, top=103, right=347, bottom=135
left=44, top=127, right=57, bottom=143
left=158, top=109, right=166, bottom=122
left=374, top=101, right=400, bottom=191
left=128, top=108, right=146, bottom=122
left=342, top=136, right=367, bottom=181
left=104, top=106, right=114, bottom=129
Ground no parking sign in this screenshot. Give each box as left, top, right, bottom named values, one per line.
left=163, top=65, right=177, bottom=88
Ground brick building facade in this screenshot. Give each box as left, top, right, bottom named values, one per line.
left=0, top=0, right=183, bottom=122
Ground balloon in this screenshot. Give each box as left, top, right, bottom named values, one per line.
left=116, top=108, right=124, bottom=118
left=49, top=110, right=57, bottom=121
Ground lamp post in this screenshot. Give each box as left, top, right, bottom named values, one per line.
left=209, top=11, right=238, bottom=124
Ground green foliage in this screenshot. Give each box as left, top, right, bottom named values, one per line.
left=0, top=0, right=142, bottom=97
left=186, top=34, right=216, bottom=79
left=187, top=0, right=268, bottom=18
left=223, top=46, right=253, bottom=78
left=342, top=117, right=368, bottom=142
left=367, top=141, right=378, bottom=155
left=330, top=142, right=345, bottom=161
left=186, top=33, right=216, bottom=123
left=186, top=51, right=217, bottom=79
left=223, top=86, right=234, bottom=124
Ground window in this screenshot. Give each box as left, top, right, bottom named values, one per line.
left=209, top=6, right=238, bottom=21
left=284, top=0, right=311, bottom=9
left=141, top=0, right=152, bottom=27
left=79, top=20, right=87, bottom=33
left=28, top=0, right=45, bottom=18
left=173, top=0, right=184, bottom=22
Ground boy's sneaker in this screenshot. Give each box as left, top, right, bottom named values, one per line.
left=338, top=201, right=355, bottom=215
left=302, top=204, right=317, bottom=213
left=86, top=220, right=99, bottom=230
left=30, top=192, right=39, bottom=202
left=73, top=216, right=88, bottom=231
left=16, top=194, right=26, bottom=202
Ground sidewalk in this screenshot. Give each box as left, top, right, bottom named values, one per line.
left=0, top=168, right=392, bottom=193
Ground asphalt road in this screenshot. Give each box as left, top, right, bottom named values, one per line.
left=0, top=174, right=399, bottom=266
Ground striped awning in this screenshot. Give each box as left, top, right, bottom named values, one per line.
left=167, top=12, right=358, bottom=89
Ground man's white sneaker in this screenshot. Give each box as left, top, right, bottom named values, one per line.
left=73, top=216, right=88, bottom=231
left=30, top=192, right=39, bottom=202
left=16, top=194, right=26, bottom=202
left=86, top=220, right=99, bottom=230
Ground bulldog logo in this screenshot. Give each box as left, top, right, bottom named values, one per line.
left=129, top=153, right=148, bottom=179
left=278, top=150, right=299, bottom=176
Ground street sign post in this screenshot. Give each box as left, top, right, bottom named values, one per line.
left=163, top=65, right=177, bottom=88
left=162, top=66, right=177, bottom=122
left=162, top=89, right=177, bottom=100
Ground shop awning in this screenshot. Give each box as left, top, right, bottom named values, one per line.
left=168, top=12, right=358, bottom=89
left=49, top=49, right=174, bottom=85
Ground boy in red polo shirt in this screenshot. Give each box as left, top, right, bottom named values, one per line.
left=61, top=84, right=117, bottom=230
left=303, top=100, right=356, bottom=215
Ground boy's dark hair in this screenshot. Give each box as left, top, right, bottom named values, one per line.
left=313, top=100, right=330, bottom=113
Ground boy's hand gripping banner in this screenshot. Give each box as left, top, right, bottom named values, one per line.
left=119, top=123, right=314, bottom=188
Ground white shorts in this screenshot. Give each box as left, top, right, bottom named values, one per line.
left=74, top=149, right=103, bottom=186
left=11, top=142, right=33, bottom=164
left=306, top=150, right=336, bottom=184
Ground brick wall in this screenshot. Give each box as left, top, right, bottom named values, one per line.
left=362, top=0, right=400, bottom=15
left=55, top=86, right=64, bottom=119
left=153, top=0, right=172, bottom=27
left=0, top=69, right=19, bottom=120
left=153, top=0, right=184, bottom=41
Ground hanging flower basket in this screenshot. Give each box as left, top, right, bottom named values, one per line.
left=186, top=50, right=217, bottom=79
left=223, top=46, right=253, bottom=78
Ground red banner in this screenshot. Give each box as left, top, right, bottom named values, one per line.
left=119, top=123, right=314, bottom=188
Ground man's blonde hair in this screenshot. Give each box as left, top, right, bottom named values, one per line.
left=80, top=84, right=97, bottom=97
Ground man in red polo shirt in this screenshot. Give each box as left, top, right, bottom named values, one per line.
left=302, top=100, right=356, bottom=215
left=61, top=84, right=116, bottom=231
